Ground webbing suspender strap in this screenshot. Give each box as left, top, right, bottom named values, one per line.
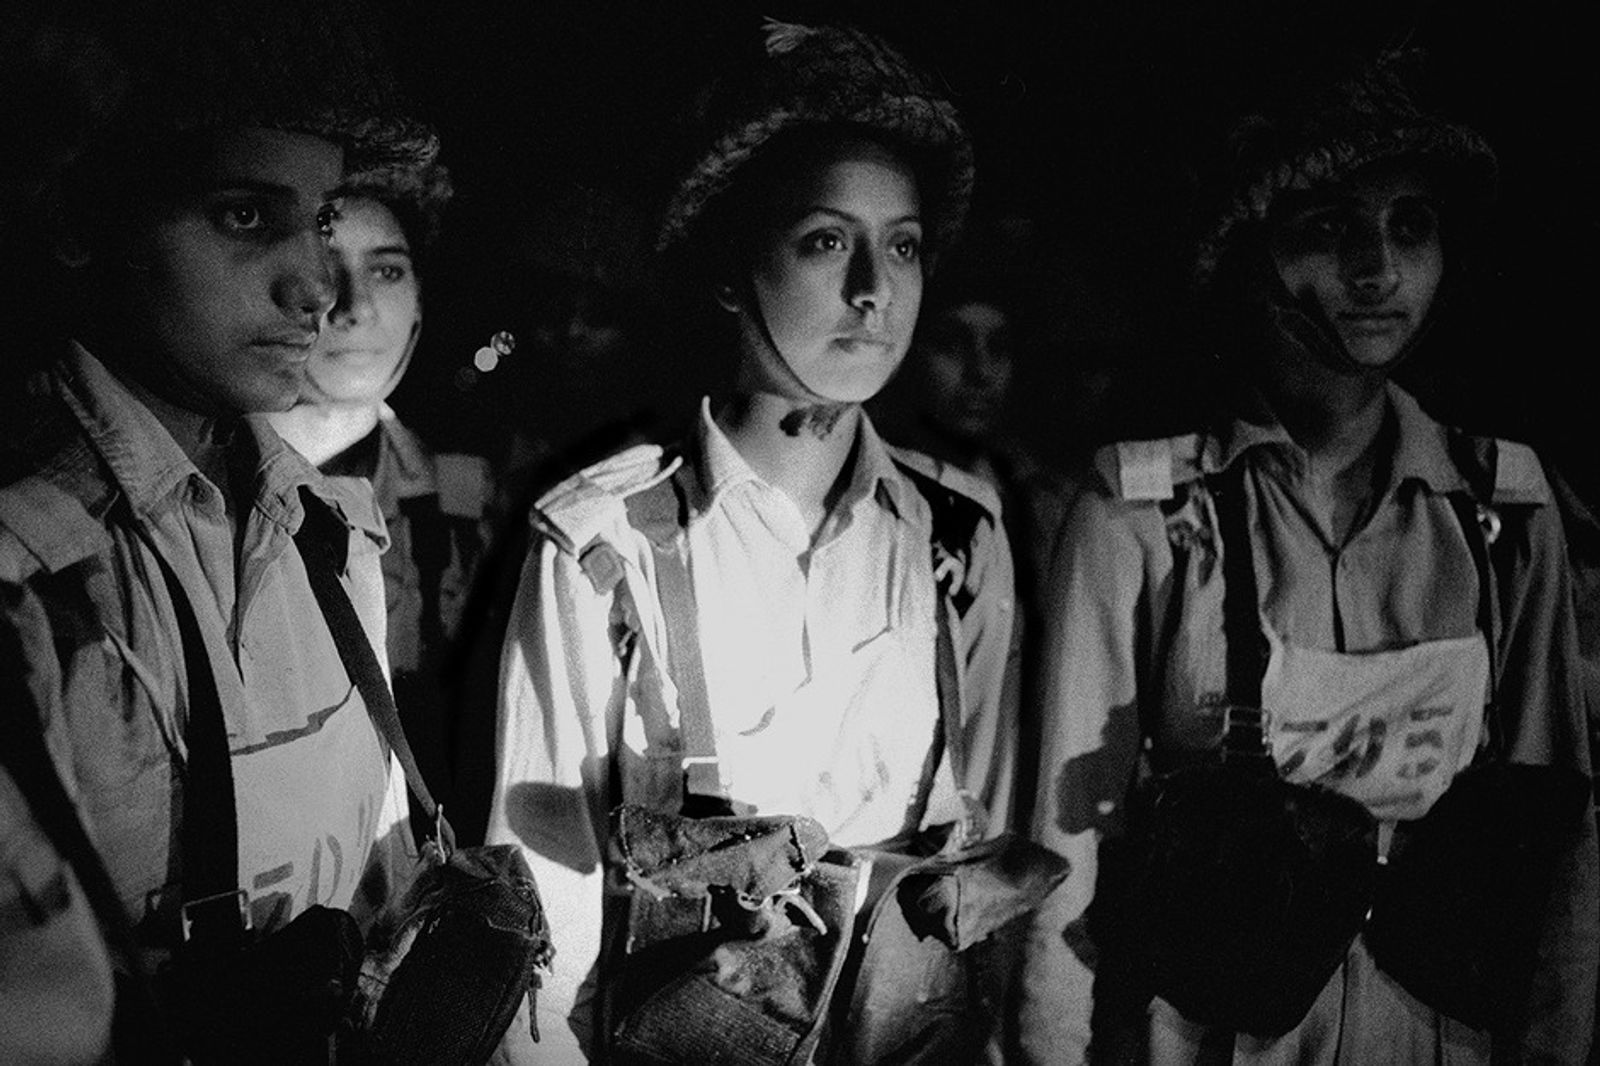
left=149, top=545, right=250, bottom=955
left=293, top=489, right=455, bottom=853
left=1208, top=461, right=1272, bottom=765
left=1446, top=492, right=1502, bottom=752
left=621, top=471, right=729, bottom=816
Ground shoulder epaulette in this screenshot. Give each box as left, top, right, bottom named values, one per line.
left=0, top=472, right=113, bottom=581
left=0, top=409, right=118, bottom=582
left=1111, top=434, right=1204, bottom=502
left=1490, top=439, right=1550, bottom=507
left=531, top=444, right=676, bottom=557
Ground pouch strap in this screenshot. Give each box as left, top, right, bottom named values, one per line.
left=147, top=535, right=250, bottom=953
left=294, top=489, right=455, bottom=854
left=1207, top=460, right=1271, bottom=764
left=1446, top=491, right=1501, bottom=753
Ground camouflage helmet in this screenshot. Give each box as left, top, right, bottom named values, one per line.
left=656, top=18, right=974, bottom=258
left=1193, top=50, right=1496, bottom=290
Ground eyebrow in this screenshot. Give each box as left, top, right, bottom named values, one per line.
left=361, top=243, right=413, bottom=257
left=794, top=205, right=923, bottom=227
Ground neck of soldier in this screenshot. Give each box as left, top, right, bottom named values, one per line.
left=716, top=388, right=862, bottom=539
left=269, top=401, right=382, bottom=468
left=1256, top=337, right=1390, bottom=483
left=117, top=372, right=239, bottom=504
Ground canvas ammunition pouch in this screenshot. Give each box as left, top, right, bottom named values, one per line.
left=1362, top=485, right=1591, bottom=1034
left=1366, top=761, right=1588, bottom=1035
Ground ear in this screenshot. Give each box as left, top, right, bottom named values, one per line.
left=712, top=279, right=742, bottom=314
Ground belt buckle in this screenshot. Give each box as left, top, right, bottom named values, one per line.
left=179, top=888, right=252, bottom=945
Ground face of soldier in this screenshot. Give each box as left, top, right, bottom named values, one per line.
left=912, top=300, right=1014, bottom=442
left=120, top=127, right=344, bottom=414
left=1267, top=162, right=1444, bottom=371
left=728, top=135, right=925, bottom=405
left=300, top=196, right=421, bottom=408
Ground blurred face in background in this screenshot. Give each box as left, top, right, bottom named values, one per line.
left=729, top=135, right=924, bottom=405
left=301, top=196, right=420, bottom=408
left=912, top=300, right=1014, bottom=441
left=1266, top=161, right=1443, bottom=371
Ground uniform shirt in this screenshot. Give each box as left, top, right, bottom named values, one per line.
left=0, top=763, right=115, bottom=1064
left=1018, top=383, right=1596, bottom=1064
left=489, top=399, right=1018, bottom=1062
left=0, top=344, right=412, bottom=968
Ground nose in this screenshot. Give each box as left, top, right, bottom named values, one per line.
left=325, top=257, right=373, bottom=329
left=846, top=245, right=892, bottom=313
left=272, top=229, right=337, bottom=323
left=1340, top=221, right=1400, bottom=301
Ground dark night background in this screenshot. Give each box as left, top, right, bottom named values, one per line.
left=8, top=2, right=1597, bottom=488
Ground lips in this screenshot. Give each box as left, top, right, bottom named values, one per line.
left=253, top=331, right=318, bottom=353
left=1335, top=310, right=1408, bottom=335
left=835, top=333, right=893, bottom=351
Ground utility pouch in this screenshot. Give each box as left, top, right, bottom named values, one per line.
left=1366, top=761, right=1589, bottom=1034
left=831, top=832, right=1069, bottom=1065
left=1124, top=756, right=1378, bottom=1036
left=354, top=839, right=554, bottom=1066
left=167, top=902, right=364, bottom=1065
left=608, top=804, right=860, bottom=1066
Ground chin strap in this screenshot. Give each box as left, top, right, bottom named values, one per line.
left=1260, top=273, right=1445, bottom=376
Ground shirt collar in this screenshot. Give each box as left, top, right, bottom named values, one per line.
left=692, top=397, right=908, bottom=521
left=1203, top=380, right=1468, bottom=496
left=57, top=342, right=386, bottom=544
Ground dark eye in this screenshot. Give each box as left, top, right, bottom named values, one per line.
left=1306, top=212, right=1346, bottom=243
left=316, top=203, right=341, bottom=239
left=217, top=203, right=265, bottom=233
left=891, top=234, right=922, bottom=262
left=1389, top=201, right=1439, bottom=247
left=802, top=230, right=847, bottom=255
left=374, top=263, right=409, bottom=283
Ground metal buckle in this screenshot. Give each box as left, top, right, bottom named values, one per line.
left=1220, top=703, right=1268, bottom=761
left=179, top=888, right=251, bottom=944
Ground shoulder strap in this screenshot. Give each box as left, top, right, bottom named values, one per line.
left=1447, top=489, right=1504, bottom=755
left=621, top=469, right=731, bottom=818
left=146, top=541, right=251, bottom=955
left=1207, top=461, right=1272, bottom=764
left=294, top=489, right=455, bottom=853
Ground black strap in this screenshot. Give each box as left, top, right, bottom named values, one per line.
left=149, top=543, right=248, bottom=954
left=293, top=489, right=455, bottom=853
left=1208, top=461, right=1272, bottom=763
